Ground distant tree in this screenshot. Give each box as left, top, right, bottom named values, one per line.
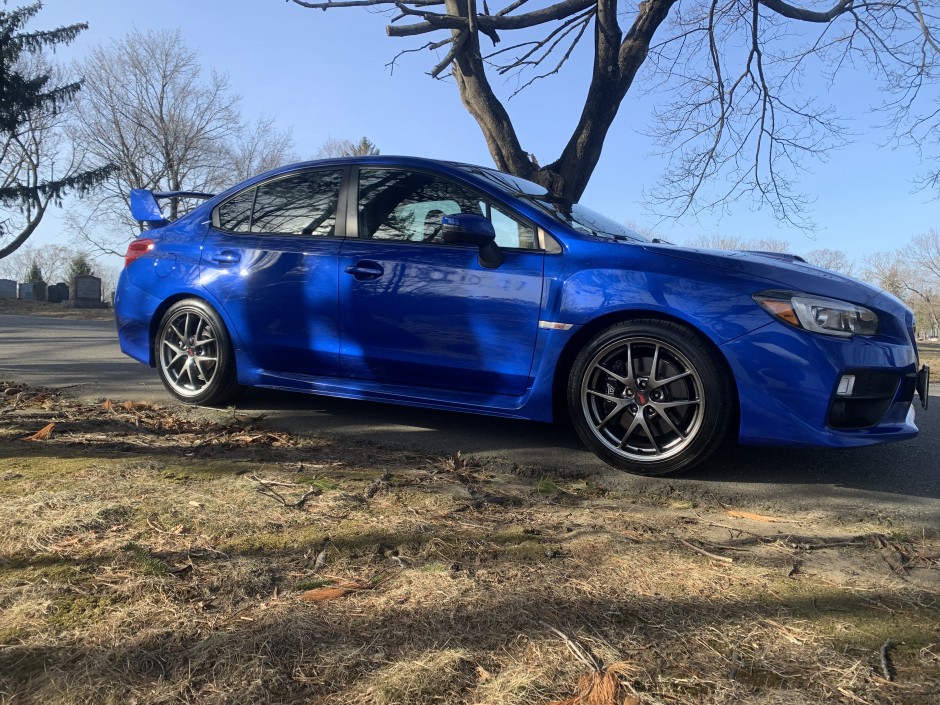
left=0, top=2, right=111, bottom=260
left=224, top=116, right=298, bottom=182
left=25, top=260, right=42, bottom=283
left=67, top=252, right=95, bottom=282
left=862, top=251, right=909, bottom=300
left=96, top=262, right=119, bottom=302
left=904, top=229, right=940, bottom=289
left=685, top=234, right=791, bottom=253
left=901, top=229, right=940, bottom=335
left=289, top=0, right=940, bottom=223
left=315, top=136, right=380, bottom=159
left=803, top=248, right=854, bottom=276
left=0, top=242, right=73, bottom=283
left=67, top=29, right=242, bottom=255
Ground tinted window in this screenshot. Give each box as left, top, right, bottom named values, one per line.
left=250, top=170, right=342, bottom=236
left=217, top=188, right=254, bottom=232
left=358, top=169, right=482, bottom=242
left=358, top=168, right=537, bottom=249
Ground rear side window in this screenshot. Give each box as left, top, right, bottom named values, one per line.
left=216, top=169, right=343, bottom=236
left=217, top=189, right=254, bottom=232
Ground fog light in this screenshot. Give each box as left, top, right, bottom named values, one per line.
left=837, top=375, right=856, bottom=396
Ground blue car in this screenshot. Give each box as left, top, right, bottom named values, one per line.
left=114, top=156, right=930, bottom=475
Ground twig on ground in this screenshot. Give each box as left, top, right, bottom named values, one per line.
left=540, top=621, right=605, bottom=672
left=249, top=474, right=320, bottom=509
left=678, top=537, right=734, bottom=564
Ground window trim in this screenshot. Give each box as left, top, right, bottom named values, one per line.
left=350, top=165, right=544, bottom=253
left=211, top=166, right=350, bottom=239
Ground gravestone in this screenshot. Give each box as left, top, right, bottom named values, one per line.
left=17, top=282, right=34, bottom=301
left=33, top=281, right=47, bottom=302
left=54, top=282, right=69, bottom=302
left=71, top=275, right=105, bottom=308
left=0, top=279, right=15, bottom=299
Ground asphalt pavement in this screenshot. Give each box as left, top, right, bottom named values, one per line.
left=2, top=313, right=938, bottom=526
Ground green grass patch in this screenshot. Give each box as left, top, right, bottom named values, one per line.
left=297, top=476, right=340, bottom=491
left=44, top=593, right=114, bottom=631
left=122, top=542, right=167, bottom=576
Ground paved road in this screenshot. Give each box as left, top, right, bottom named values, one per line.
left=2, top=313, right=938, bottom=525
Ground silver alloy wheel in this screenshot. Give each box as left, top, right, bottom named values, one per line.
left=580, top=337, right=705, bottom=462
left=158, top=309, right=220, bottom=398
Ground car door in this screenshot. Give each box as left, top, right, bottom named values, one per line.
left=200, top=167, right=346, bottom=377
left=338, top=166, right=544, bottom=396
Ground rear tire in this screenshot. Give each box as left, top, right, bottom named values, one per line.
left=567, top=319, right=733, bottom=476
left=155, top=299, right=240, bottom=405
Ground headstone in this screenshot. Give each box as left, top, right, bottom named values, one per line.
left=17, top=282, right=34, bottom=301
left=0, top=278, right=15, bottom=299
left=72, top=275, right=101, bottom=302
left=55, top=282, right=69, bottom=302
left=71, top=275, right=105, bottom=308
left=33, top=281, right=47, bottom=302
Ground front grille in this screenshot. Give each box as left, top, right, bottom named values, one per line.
left=828, top=371, right=902, bottom=430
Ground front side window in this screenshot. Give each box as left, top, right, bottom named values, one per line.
left=216, top=169, right=342, bottom=236
left=357, top=168, right=537, bottom=249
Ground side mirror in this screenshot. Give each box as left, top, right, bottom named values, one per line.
left=440, top=213, right=504, bottom=269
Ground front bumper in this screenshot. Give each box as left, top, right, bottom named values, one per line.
left=721, top=321, right=920, bottom=448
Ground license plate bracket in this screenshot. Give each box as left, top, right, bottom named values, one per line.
left=916, top=364, right=930, bottom=410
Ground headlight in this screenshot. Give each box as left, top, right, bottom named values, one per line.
left=754, top=292, right=879, bottom=337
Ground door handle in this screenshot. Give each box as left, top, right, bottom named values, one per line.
left=208, top=250, right=241, bottom=266
left=344, top=261, right=384, bottom=280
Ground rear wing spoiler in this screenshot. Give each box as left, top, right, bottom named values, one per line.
left=130, top=189, right=215, bottom=228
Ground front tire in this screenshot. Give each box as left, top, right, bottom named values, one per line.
left=155, top=299, right=240, bottom=405
left=568, top=320, right=733, bottom=476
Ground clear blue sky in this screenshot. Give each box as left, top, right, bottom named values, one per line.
left=32, top=0, right=939, bottom=264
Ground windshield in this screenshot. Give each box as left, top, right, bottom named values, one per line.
left=465, top=167, right=650, bottom=243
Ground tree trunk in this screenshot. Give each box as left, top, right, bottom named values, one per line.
left=447, top=0, right=677, bottom=202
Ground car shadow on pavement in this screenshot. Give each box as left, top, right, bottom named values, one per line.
left=235, top=388, right=940, bottom=502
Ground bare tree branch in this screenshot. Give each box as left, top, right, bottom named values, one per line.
left=287, top=0, right=940, bottom=220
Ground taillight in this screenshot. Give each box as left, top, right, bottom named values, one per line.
left=124, top=238, right=155, bottom=267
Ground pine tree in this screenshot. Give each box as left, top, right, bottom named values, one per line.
left=25, top=260, right=42, bottom=283
left=67, top=253, right=95, bottom=282
left=0, top=3, right=113, bottom=259
left=347, top=136, right=379, bottom=157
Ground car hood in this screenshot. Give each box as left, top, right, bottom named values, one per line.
left=643, top=243, right=887, bottom=306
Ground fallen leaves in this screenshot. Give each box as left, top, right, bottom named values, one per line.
left=4, top=385, right=298, bottom=453
left=23, top=421, right=55, bottom=441
left=297, top=578, right=373, bottom=603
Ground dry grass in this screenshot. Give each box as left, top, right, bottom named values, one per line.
left=1, top=381, right=939, bottom=704
left=919, top=341, right=940, bottom=375
left=0, top=298, right=114, bottom=320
